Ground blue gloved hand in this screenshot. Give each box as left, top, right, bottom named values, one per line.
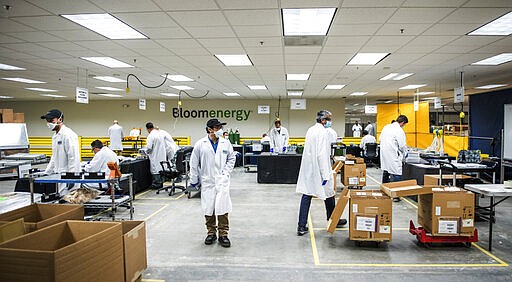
left=190, top=183, right=198, bottom=188
left=322, top=180, right=328, bottom=186
left=283, top=146, right=287, bottom=152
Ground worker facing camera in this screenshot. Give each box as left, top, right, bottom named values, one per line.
left=270, top=119, right=289, bottom=153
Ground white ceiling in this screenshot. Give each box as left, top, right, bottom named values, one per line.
left=0, top=0, right=511, bottom=105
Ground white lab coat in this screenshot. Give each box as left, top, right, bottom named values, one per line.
left=85, top=147, right=119, bottom=175
left=364, top=123, right=374, bottom=136
left=352, top=124, right=363, bottom=137
left=189, top=136, right=236, bottom=216
left=379, top=122, right=407, bottom=175
left=145, top=129, right=167, bottom=175
left=360, top=134, right=377, bottom=150
left=270, top=126, right=289, bottom=151
left=159, top=129, right=180, bottom=161
left=326, top=127, right=338, bottom=144
left=296, top=123, right=334, bottom=200
left=45, top=125, right=80, bottom=174
left=260, top=135, right=271, bottom=143
left=108, top=124, right=124, bottom=151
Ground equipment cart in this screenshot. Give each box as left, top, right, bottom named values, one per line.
left=409, top=220, right=478, bottom=248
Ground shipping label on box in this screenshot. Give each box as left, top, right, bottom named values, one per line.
left=438, top=219, right=459, bottom=234
left=348, top=177, right=358, bottom=185
left=356, top=215, right=377, bottom=232
left=379, top=225, right=391, bottom=234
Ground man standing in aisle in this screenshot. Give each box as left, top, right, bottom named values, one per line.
left=364, top=121, right=374, bottom=136
left=379, top=115, right=408, bottom=201
left=145, top=122, right=167, bottom=189
left=41, top=109, right=80, bottom=192
left=189, top=119, right=236, bottom=248
left=108, top=120, right=123, bottom=155
left=296, top=110, right=346, bottom=236
left=269, top=119, right=289, bottom=153
left=158, top=127, right=180, bottom=162
left=352, top=121, right=363, bottom=137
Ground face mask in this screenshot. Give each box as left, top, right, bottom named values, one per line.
left=47, top=122, right=58, bottom=130
left=324, top=121, right=332, bottom=128
left=214, top=128, right=224, bottom=139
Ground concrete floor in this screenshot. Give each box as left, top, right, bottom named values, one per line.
left=1, top=166, right=511, bottom=281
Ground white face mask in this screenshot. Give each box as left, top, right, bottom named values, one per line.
left=47, top=122, right=58, bottom=130
left=324, top=120, right=332, bottom=128
left=214, top=128, right=224, bottom=139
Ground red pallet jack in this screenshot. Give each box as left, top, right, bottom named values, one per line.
left=409, top=220, right=479, bottom=248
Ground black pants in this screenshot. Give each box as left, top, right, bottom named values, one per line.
left=298, top=194, right=335, bottom=227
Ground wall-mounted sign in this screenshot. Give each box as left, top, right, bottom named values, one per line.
left=434, top=97, right=442, bottom=109
left=139, top=98, right=146, bottom=110
left=258, top=105, right=270, bottom=114
left=414, top=100, right=419, bottom=111
left=75, top=87, right=88, bottom=104
left=454, top=87, right=464, bottom=103
left=364, top=105, right=377, bottom=114
left=160, top=102, right=165, bottom=112
left=290, top=99, right=306, bottom=110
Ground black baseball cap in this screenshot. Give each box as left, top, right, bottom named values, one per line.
left=206, top=119, right=226, bottom=128
left=40, top=109, right=62, bottom=119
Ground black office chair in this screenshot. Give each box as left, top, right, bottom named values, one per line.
left=345, top=145, right=362, bottom=157
left=364, top=143, right=379, bottom=167
left=157, top=146, right=194, bottom=196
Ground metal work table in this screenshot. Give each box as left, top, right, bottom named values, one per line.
left=463, top=184, right=512, bottom=252
left=30, top=173, right=133, bottom=220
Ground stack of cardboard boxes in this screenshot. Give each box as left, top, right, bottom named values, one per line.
left=339, top=154, right=367, bottom=187
left=0, top=108, right=24, bottom=123
left=0, top=203, right=147, bottom=281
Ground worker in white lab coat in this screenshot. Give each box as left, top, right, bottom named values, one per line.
left=359, top=130, right=377, bottom=151
left=326, top=127, right=338, bottom=144
left=364, top=121, right=375, bottom=136
left=189, top=119, right=236, bottom=248
left=296, top=110, right=346, bottom=236
left=159, top=128, right=180, bottom=162
left=84, top=139, right=119, bottom=189
left=145, top=122, right=167, bottom=189
left=379, top=115, right=408, bottom=201
left=269, top=119, right=289, bottom=153
left=352, top=121, right=363, bottom=137
left=41, top=109, right=80, bottom=192
left=108, top=120, right=123, bottom=153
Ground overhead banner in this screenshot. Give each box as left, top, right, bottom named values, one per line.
left=290, top=99, right=306, bottom=110
left=75, top=87, right=88, bottom=104
left=139, top=98, right=146, bottom=110
left=258, top=105, right=270, bottom=114
left=364, top=105, right=377, bottom=114
left=160, top=102, right=165, bottom=112
left=454, top=87, right=464, bottom=103
left=434, top=97, right=442, bottom=109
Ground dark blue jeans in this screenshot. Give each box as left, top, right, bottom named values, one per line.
left=298, top=194, right=335, bottom=227
left=382, top=170, right=402, bottom=183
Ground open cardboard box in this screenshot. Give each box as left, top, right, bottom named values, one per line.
left=121, top=221, right=147, bottom=282
left=0, top=218, right=26, bottom=243
left=380, top=179, right=434, bottom=198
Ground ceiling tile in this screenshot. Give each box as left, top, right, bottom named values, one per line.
left=324, top=36, right=369, bottom=46
left=113, top=12, right=177, bottom=28
left=0, top=1, right=50, bottom=16
left=7, top=31, right=63, bottom=42
left=38, top=41, right=88, bottom=51
left=335, top=8, right=397, bottom=24
left=285, top=54, right=318, bottom=66
left=316, top=53, right=353, bottom=66
left=157, top=39, right=203, bottom=49
left=410, top=53, right=461, bottom=66
left=402, top=0, right=466, bottom=7
left=245, top=46, right=283, bottom=55
left=341, top=0, right=403, bottom=7
left=90, top=0, right=161, bottom=12
left=240, top=37, right=282, bottom=47
left=0, top=19, right=36, bottom=32
left=233, top=25, right=281, bottom=37
left=281, top=0, right=340, bottom=8
left=329, top=24, right=382, bottom=36
left=376, top=24, right=432, bottom=36
left=250, top=54, right=283, bottom=65
left=224, top=9, right=280, bottom=25
left=47, top=30, right=105, bottom=41
left=139, top=27, right=191, bottom=39
left=285, top=46, right=322, bottom=54
left=388, top=8, right=456, bottom=24
left=115, top=39, right=163, bottom=50
left=12, top=16, right=80, bottom=31
left=25, top=0, right=103, bottom=14
left=0, top=34, right=24, bottom=43
left=168, top=11, right=229, bottom=27
left=365, top=35, right=415, bottom=46
left=197, top=38, right=242, bottom=48
left=440, top=8, right=511, bottom=23
left=463, top=0, right=512, bottom=7
left=153, top=0, right=219, bottom=11
left=185, top=26, right=236, bottom=38
left=217, top=0, right=278, bottom=9
left=423, top=23, right=482, bottom=35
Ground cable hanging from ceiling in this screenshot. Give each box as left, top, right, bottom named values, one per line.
left=125, top=73, right=169, bottom=93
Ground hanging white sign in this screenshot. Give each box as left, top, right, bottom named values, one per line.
left=364, top=105, right=377, bottom=114
left=258, top=105, right=270, bottom=114
left=139, top=98, right=146, bottom=110
left=454, top=87, right=464, bottom=103
left=434, top=97, right=442, bottom=109
left=160, top=102, right=165, bottom=112
left=290, top=99, right=306, bottom=110
left=75, top=87, right=89, bottom=104
left=414, top=100, right=419, bottom=111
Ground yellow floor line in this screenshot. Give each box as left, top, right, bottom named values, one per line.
left=471, top=242, right=509, bottom=266
left=307, top=213, right=320, bottom=266
left=401, top=196, right=418, bottom=209
left=135, top=190, right=151, bottom=197
left=142, top=280, right=165, bottom=282
left=133, top=202, right=168, bottom=206
left=366, top=174, right=382, bottom=185
left=143, top=204, right=169, bottom=221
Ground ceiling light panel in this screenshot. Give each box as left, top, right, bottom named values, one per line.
left=379, top=73, right=398, bottom=80
left=286, top=73, right=310, bottom=80
left=161, top=93, right=179, bottom=97
left=416, top=91, right=435, bottom=95
left=287, top=90, right=303, bottom=96
left=171, top=85, right=194, bottom=90
left=97, top=94, right=123, bottom=98
left=349, top=92, right=368, bottom=96
left=40, top=94, right=66, bottom=98
left=215, top=55, right=253, bottom=66
left=2, top=77, right=45, bottom=84
left=61, top=13, right=147, bottom=39
left=475, top=84, right=507, bottom=89
left=0, top=96, right=13, bottom=99
left=400, top=84, right=427, bottom=89
left=248, top=85, right=267, bottom=90
left=0, top=63, right=26, bottom=70
left=25, top=88, right=58, bottom=92
left=468, top=11, right=512, bottom=36
left=282, top=8, right=336, bottom=36
left=392, top=73, right=414, bottom=80
left=163, top=74, right=194, bottom=82
left=96, top=86, right=123, bottom=91
left=224, top=92, right=240, bottom=96
left=347, top=53, right=390, bottom=65
left=325, top=84, right=346, bottom=89
left=93, top=76, right=126, bottom=83
left=81, top=57, right=134, bottom=68
left=471, top=53, right=512, bottom=65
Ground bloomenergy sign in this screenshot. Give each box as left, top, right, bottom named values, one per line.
left=172, top=107, right=252, bottom=121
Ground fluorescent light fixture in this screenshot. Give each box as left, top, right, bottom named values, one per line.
left=40, top=94, right=66, bottom=98
left=379, top=73, right=398, bottom=80
left=97, top=93, right=123, bottom=98
left=93, top=76, right=126, bottom=83
left=161, top=93, right=179, bottom=97
left=2, top=77, right=45, bottom=84
left=286, top=73, right=310, bottom=80
left=282, top=8, right=336, bottom=36
left=171, top=85, right=194, bottom=90
left=349, top=92, right=368, bottom=96
left=468, top=11, right=512, bottom=36
left=325, top=84, right=346, bottom=90
left=0, top=63, right=25, bottom=70
left=422, top=97, right=438, bottom=100
left=162, top=74, right=194, bottom=82
left=471, top=53, right=512, bottom=65
left=215, top=55, right=253, bottom=66
left=392, top=73, right=414, bottom=80
left=384, top=100, right=393, bottom=103
left=96, top=86, right=123, bottom=91
left=287, top=90, right=303, bottom=96
left=81, top=57, right=134, bottom=68
left=475, top=84, right=507, bottom=89
left=400, top=84, right=427, bottom=90
left=61, top=13, right=147, bottom=39
left=25, top=87, right=57, bottom=92
left=347, top=53, right=389, bottom=65
left=353, top=103, right=360, bottom=106
left=248, top=85, right=267, bottom=90
left=223, top=92, right=240, bottom=97
left=0, top=95, right=13, bottom=99
left=416, top=91, right=435, bottom=95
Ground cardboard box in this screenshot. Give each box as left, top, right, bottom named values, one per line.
left=0, top=108, right=14, bottom=123
left=0, top=220, right=124, bottom=282
left=327, top=188, right=349, bottom=233
left=341, top=163, right=366, bottom=186
left=380, top=179, right=433, bottom=198
left=424, top=174, right=474, bottom=187
left=418, top=187, right=475, bottom=236
left=349, top=190, right=392, bottom=241
left=122, top=221, right=147, bottom=282
left=0, top=203, right=84, bottom=232
left=0, top=218, right=26, bottom=243
left=12, top=112, right=24, bottom=123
